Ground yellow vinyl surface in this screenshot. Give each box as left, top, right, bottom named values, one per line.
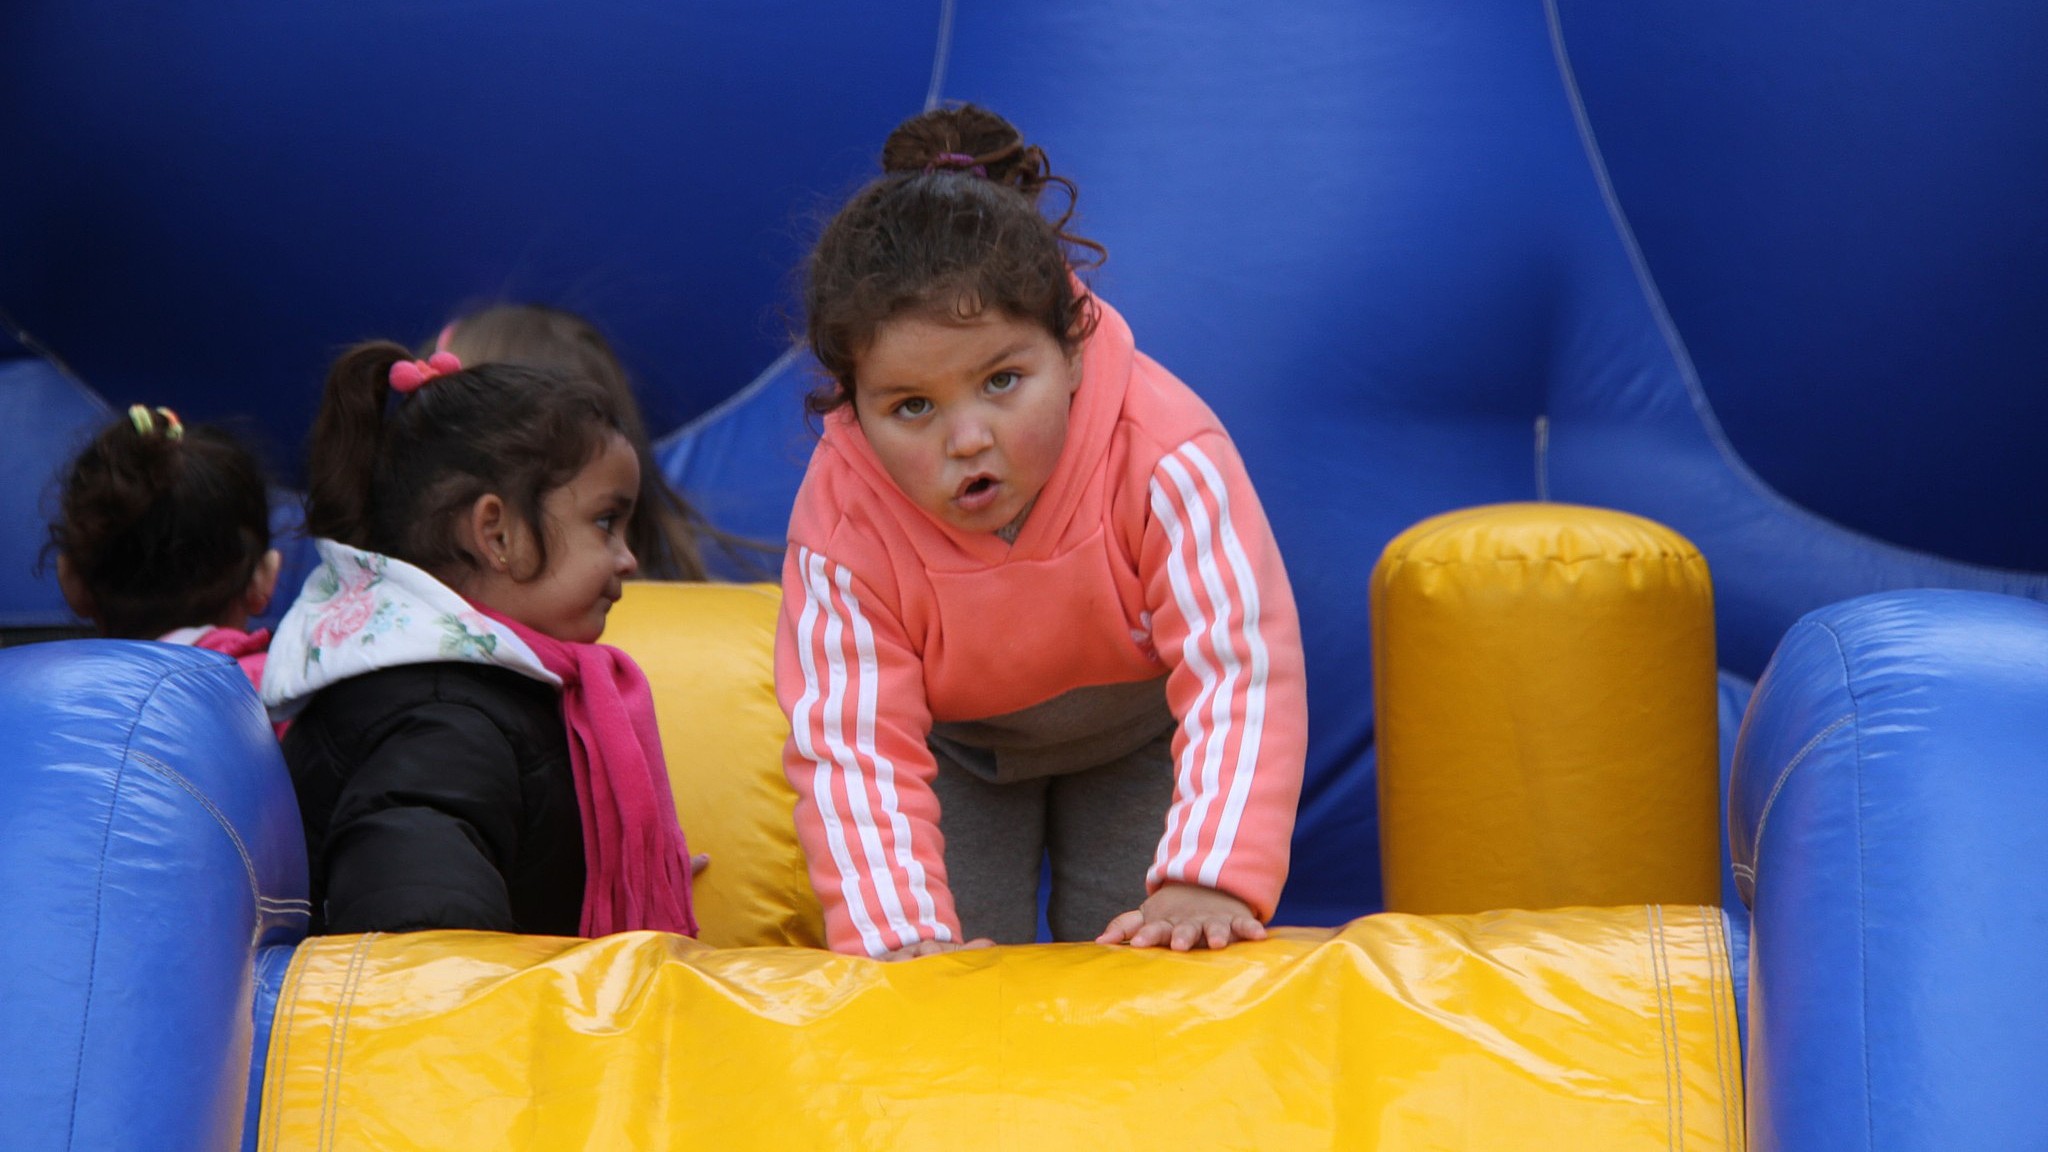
left=603, top=581, right=824, bottom=948
left=1372, top=504, right=1721, bottom=914
left=258, top=907, right=1742, bottom=1151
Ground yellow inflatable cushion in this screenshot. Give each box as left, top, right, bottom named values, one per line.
left=258, top=907, right=1742, bottom=1151
left=602, top=581, right=823, bottom=948
left=1373, top=503, right=1721, bottom=914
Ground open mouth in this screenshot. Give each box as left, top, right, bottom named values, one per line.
left=954, top=473, right=1000, bottom=511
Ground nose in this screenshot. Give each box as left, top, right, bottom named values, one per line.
left=944, top=411, right=994, bottom=458
left=617, top=537, right=639, bottom=578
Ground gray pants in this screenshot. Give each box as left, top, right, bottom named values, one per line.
left=928, top=679, right=1176, bottom=944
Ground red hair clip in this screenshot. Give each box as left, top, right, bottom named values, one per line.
left=925, top=152, right=987, bottom=177
left=389, top=351, right=463, bottom=395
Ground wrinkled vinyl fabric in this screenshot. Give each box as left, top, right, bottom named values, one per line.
left=1374, top=503, right=1721, bottom=914
left=259, top=906, right=1742, bottom=1151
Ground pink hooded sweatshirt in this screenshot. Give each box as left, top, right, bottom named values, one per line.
left=777, top=295, right=1307, bottom=957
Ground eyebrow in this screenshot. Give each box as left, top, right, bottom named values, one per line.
left=864, top=340, right=1037, bottom=400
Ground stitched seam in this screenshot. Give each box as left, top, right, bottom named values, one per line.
left=1705, top=910, right=1737, bottom=1144
left=1700, top=908, right=1723, bottom=1143
left=922, top=0, right=957, bottom=112
left=264, top=946, right=314, bottom=1152
left=1545, top=0, right=1725, bottom=465
left=1545, top=0, right=2048, bottom=585
left=1660, top=905, right=1684, bottom=1151
left=131, top=749, right=264, bottom=907
left=1653, top=905, right=1676, bottom=1151
left=63, top=713, right=137, bottom=1150
left=653, top=345, right=804, bottom=447
left=1723, top=913, right=1743, bottom=1141
left=320, top=934, right=376, bottom=1152
left=1851, top=664, right=1874, bottom=1151
left=325, top=934, right=375, bottom=1151
left=1646, top=905, right=1676, bottom=1151
left=1744, top=713, right=1856, bottom=889
left=1795, top=620, right=1874, bottom=1149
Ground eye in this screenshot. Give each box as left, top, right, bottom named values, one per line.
left=893, top=397, right=933, bottom=419
left=986, top=371, right=1019, bottom=394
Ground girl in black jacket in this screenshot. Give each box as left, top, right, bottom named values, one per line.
left=263, top=343, right=697, bottom=937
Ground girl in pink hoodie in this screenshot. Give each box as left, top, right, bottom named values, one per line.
left=781, top=105, right=1308, bottom=960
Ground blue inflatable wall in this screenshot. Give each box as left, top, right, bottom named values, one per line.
left=0, top=641, right=308, bottom=1151
left=6, top=0, right=2048, bottom=925
left=1731, top=590, right=2048, bottom=1149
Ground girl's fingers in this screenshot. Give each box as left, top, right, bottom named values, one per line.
left=1105, top=907, right=1270, bottom=950
left=1096, top=910, right=1146, bottom=944
left=1132, top=919, right=1174, bottom=949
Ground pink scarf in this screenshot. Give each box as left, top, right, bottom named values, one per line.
left=193, top=626, right=270, bottom=695
left=477, top=607, right=698, bottom=938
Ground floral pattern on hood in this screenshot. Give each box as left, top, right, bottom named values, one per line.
left=261, top=538, right=558, bottom=721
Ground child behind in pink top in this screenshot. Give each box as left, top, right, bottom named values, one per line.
left=780, top=106, right=1308, bottom=960
left=47, top=405, right=281, bottom=692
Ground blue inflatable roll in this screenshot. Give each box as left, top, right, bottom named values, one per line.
left=1731, top=590, right=2048, bottom=1151
left=0, top=641, right=309, bottom=1152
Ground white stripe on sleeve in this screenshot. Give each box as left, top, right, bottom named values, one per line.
left=1175, top=444, right=1271, bottom=885
left=792, top=549, right=885, bottom=956
left=1148, top=465, right=1228, bottom=880
left=834, top=564, right=949, bottom=943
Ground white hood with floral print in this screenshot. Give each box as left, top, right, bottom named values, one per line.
left=261, top=538, right=559, bottom=722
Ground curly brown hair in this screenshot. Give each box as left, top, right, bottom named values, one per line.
left=303, top=341, right=627, bottom=584
left=804, top=104, right=1105, bottom=415
left=47, top=411, right=272, bottom=639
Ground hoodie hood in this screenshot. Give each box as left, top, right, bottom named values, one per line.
left=261, top=538, right=557, bottom=721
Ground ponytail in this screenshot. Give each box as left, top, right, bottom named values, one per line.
left=303, top=339, right=628, bottom=581
left=304, top=341, right=407, bottom=547
left=47, top=410, right=272, bottom=639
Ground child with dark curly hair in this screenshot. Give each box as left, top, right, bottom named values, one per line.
left=781, top=105, right=1307, bottom=960
left=48, top=404, right=280, bottom=690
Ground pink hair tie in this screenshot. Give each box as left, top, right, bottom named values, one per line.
left=925, top=152, right=987, bottom=177
left=388, top=351, right=463, bottom=395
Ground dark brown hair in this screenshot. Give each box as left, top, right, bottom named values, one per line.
left=437, top=304, right=711, bottom=580
left=805, top=104, right=1104, bottom=414
left=303, top=341, right=626, bottom=583
left=47, top=411, right=272, bottom=639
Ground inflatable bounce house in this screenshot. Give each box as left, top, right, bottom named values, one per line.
left=5, top=3, right=2047, bottom=1148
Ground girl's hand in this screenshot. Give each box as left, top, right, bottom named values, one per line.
left=1096, top=884, right=1268, bottom=951
left=878, top=936, right=996, bottom=962
left=691, top=853, right=711, bottom=877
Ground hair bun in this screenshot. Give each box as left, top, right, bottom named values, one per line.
left=879, top=104, right=1050, bottom=198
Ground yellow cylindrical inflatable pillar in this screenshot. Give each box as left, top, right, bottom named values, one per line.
left=1372, top=503, right=1719, bottom=914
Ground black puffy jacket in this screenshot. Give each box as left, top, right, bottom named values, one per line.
left=282, top=661, right=585, bottom=935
